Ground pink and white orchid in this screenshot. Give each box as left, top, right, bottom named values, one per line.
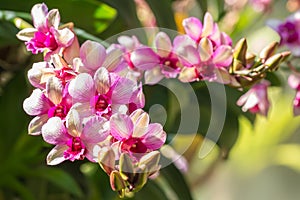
left=237, top=80, right=270, bottom=116
left=42, top=108, right=109, bottom=165
left=130, top=32, right=181, bottom=84
left=16, top=3, right=74, bottom=57
left=23, top=77, right=72, bottom=135
left=68, top=67, right=139, bottom=118
left=182, top=12, right=232, bottom=46
left=176, top=37, right=233, bottom=82
left=110, top=109, right=166, bottom=159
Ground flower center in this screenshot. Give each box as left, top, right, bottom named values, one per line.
left=91, top=94, right=112, bottom=117
left=34, top=31, right=58, bottom=50
left=55, top=67, right=76, bottom=85
left=121, top=137, right=148, bottom=154
left=64, top=137, right=86, bottom=161
left=48, top=104, right=68, bottom=119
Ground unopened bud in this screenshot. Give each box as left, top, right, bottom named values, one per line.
left=264, top=53, right=283, bottom=70
left=259, top=41, right=278, bottom=61
left=119, top=153, right=135, bottom=182
left=110, top=170, right=126, bottom=197
left=98, top=147, right=115, bottom=175
left=233, top=38, right=247, bottom=63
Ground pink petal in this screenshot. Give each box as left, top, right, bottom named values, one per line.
left=47, top=145, right=68, bottom=165
left=80, top=40, right=106, bottom=71
left=177, top=45, right=200, bottom=67
left=132, top=111, right=150, bottom=138
left=130, top=47, right=160, bottom=70
left=155, top=32, right=172, bottom=57
left=28, top=114, right=48, bottom=135
left=42, top=117, right=68, bottom=144
left=94, top=67, right=111, bottom=95
left=31, top=3, right=48, bottom=31
left=28, top=61, right=49, bottom=88
left=66, top=108, right=81, bottom=137
left=201, top=12, right=214, bottom=37
left=82, top=116, right=110, bottom=143
left=68, top=73, right=95, bottom=102
left=103, top=48, right=123, bottom=72
left=52, top=27, right=74, bottom=47
left=111, top=76, right=136, bottom=104
left=46, top=9, right=60, bottom=28
left=182, top=17, right=202, bottom=41
left=46, top=77, right=63, bottom=105
left=178, top=67, right=198, bottom=82
left=16, top=28, right=36, bottom=41
left=288, top=74, right=300, bottom=89
left=212, top=45, right=233, bottom=67
left=110, top=113, right=134, bottom=140
left=198, top=38, right=213, bottom=62
left=144, top=66, right=164, bottom=85
left=117, top=35, right=140, bottom=51
left=173, top=35, right=196, bottom=50
left=23, top=89, right=50, bottom=116
left=143, top=123, right=166, bottom=150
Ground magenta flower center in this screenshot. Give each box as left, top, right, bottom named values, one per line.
left=91, top=94, right=112, bottom=117
left=64, top=137, right=86, bottom=161
left=249, top=104, right=260, bottom=113
left=48, top=104, right=68, bottom=119
left=121, top=137, right=148, bottom=154
left=160, top=55, right=179, bottom=70
left=54, top=67, right=76, bottom=85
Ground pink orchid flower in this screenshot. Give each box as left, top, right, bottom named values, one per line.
left=288, top=74, right=300, bottom=116
left=23, top=77, right=72, bottom=135
left=110, top=109, right=166, bottom=159
left=73, top=40, right=124, bottom=76
left=28, top=54, right=77, bottom=89
left=182, top=12, right=232, bottom=46
left=16, top=3, right=74, bottom=57
left=42, top=108, right=109, bottom=165
left=68, top=67, right=139, bottom=118
left=130, top=32, right=181, bottom=84
left=267, top=11, right=300, bottom=56
left=176, top=37, right=233, bottom=82
left=237, top=80, right=270, bottom=116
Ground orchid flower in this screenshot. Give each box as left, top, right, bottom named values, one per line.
left=42, top=108, right=109, bottom=165
left=28, top=54, right=77, bottom=89
left=267, top=11, right=300, bottom=56
left=176, top=37, right=233, bottom=82
left=110, top=109, right=166, bottom=159
left=68, top=67, right=139, bottom=118
left=237, top=80, right=270, bottom=116
left=288, top=74, right=300, bottom=116
left=23, top=77, right=72, bottom=135
left=130, top=32, right=181, bottom=84
left=182, top=12, right=232, bottom=46
left=16, top=3, right=74, bottom=58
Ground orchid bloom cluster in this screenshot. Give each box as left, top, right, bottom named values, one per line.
left=17, top=3, right=290, bottom=196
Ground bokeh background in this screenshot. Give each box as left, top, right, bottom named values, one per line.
left=1, top=0, right=300, bottom=199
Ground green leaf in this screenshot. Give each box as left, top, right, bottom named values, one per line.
left=34, top=167, right=84, bottom=198
left=145, top=0, right=177, bottom=29
left=0, top=0, right=117, bottom=35
left=0, top=71, right=30, bottom=158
